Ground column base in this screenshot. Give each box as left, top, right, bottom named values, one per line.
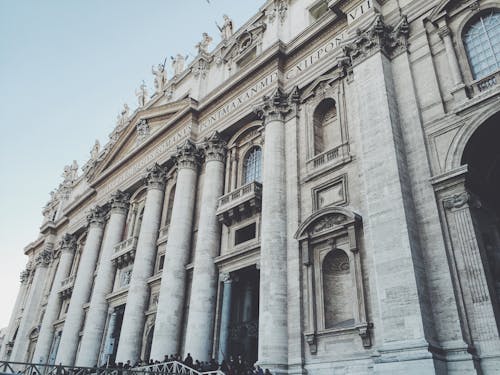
left=476, top=339, right=500, bottom=375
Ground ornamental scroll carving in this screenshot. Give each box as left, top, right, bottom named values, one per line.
left=310, top=213, right=347, bottom=234
left=201, top=131, right=227, bottom=162
left=60, top=233, right=77, bottom=253
left=253, top=87, right=300, bottom=124
left=20, top=269, right=30, bottom=283
left=35, top=249, right=53, bottom=267
left=144, top=163, right=166, bottom=191
left=110, top=190, right=130, bottom=213
left=87, top=205, right=106, bottom=228
left=175, top=139, right=201, bottom=170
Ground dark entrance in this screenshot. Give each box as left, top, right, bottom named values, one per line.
left=462, top=111, right=500, bottom=327
left=227, top=266, right=259, bottom=365
left=103, top=304, right=125, bottom=366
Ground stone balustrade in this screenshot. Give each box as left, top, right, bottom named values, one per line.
left=216, top=181, right=262, bottom=225
left=59, top=275, right=76, bottom=299
left=111, top=237, right=138, bottom=268
left=306, top=143, right=350, bottom=173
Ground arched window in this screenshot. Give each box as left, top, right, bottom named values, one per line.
left=463, top=10, right=500, bottom=80
left=322, top=249, right=353, bottom=329
left=243, top=147, right=262, bottom=184
left=313, top=98, right=338, bottom=155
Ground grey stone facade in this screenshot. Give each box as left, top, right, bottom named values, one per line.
left=2, top=0, right=500, bottom=374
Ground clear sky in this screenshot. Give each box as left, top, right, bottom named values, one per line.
left=0, top=0, right=263, bottom=329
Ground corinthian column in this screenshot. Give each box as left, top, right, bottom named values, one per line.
left=56, top=206, right=106, bottom=366
left=150, top=140, right=200, bottom=359
left=254, top=88, right=293, bottom=372
left=116, top=164, right=166, bottom=363
left=10, top=248, right=53, bottom=362
left=77, top=191, right=130, bottom=367
left=33, top=234, right=77, bottom=364
left=184, top=132, right=226, bottom=361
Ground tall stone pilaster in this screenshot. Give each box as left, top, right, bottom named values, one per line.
left=56, top=206, right=106, bottom=366
left=150, top=140, right=200, bottom=359
left=254, top=88, right=293, bottom=373
left=0, top=266, right=32, bottom=360
left=218, top=273, right=233, bottom=363
left=77, top=191, right=130, bottom=367
left=10, top=248, right=53, bottom=362
left=116, top=165, right=166, bottom=363
left=184, top=132, right=226, bottom=361
left=33, top=234, right=77, bottom=364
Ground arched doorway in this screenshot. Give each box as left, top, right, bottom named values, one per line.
left=461, top=111, right=500, bottom=324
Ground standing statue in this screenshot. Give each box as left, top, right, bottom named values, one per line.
left=171, top=54, right=187, bottom=76
left=196, top=32, right=213, bottom=54
left=135, top=81, right=148, bottom=108
left=217, top=15, right=233, bottom=41
left=152, top=63, right=168, bottom=94
left=116, top=103, right=130, bottom=129
left=90, top=139, right=100, bottom=160
left=70, top=160, right=79, bottom=180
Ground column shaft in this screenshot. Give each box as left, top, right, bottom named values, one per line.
left=55, top=207, right=105, bottom=366
left=218, top=277, right=233, bottom=363
left=77, top=192, right=129, bottom=367
left=116, top=166, right=165, bottom=363
left=151, top=141, right=199, bottom=359
left=33, top=235, right=77, bottom=364
left=184, top=133, right=226, bottom=360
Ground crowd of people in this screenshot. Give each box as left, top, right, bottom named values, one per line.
left=105, top=353, right=272, bottom=375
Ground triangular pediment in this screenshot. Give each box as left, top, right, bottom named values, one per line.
left=85, top=97, right=194, bottom=183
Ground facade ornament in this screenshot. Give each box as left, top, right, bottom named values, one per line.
left=152, top=63, right=168, bottom=95
left=219, top=272, right=232, bottom=283
left=217, top=15, right=234, bottom=41
left=20, top=269, right=30, bottom=284
left=59, top=233, right=77, bottom=253
left=443, top=192, right=470, bottom=210
left=342, top=15, right=410, bottom=66
left=267, top=0, right=289, bottom=24
left=145, top=163, right=167, bottom=190
left=305, top=333, right=317, bottom=354
left=136, top=119, right=151, bottom=144
left=116, top=103, right=130, bottom=131
left=86, top=205, right=106, bottom=228
left=201, top=131, right=227, bottom=162
left=358, top=324, right=373, bottom=348
left=196, top=32, right=213, bottom=55
left=253, top=87, right=298, bottom=124
left=35, top=249, right=53, bottom=267
left=90, top=139, right=100, bottom=160
left=62, top=160, right=79, bottom=186
left=110, top=190, right=130, bottom=213
left=171, top=54, right=187, bottom=76
left=175, top=139, right=201, bottom=170
left=135, top=81, right=149, bottom=108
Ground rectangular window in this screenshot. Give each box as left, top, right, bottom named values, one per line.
left=235, top=223, right=256, bottom=245
left=158, top=254, right=165, bottom=271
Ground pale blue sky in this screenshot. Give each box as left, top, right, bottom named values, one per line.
left=0, top=0, right=263, bottom=328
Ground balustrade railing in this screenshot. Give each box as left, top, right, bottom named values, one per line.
left=217, top=182, right=262, bottom=211
left=60, top=275, right=76, bottom=289
left=113, top=237, right=138, bottom=254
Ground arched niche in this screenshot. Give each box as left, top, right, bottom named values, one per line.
left=294, top=206, right=371, bottom=354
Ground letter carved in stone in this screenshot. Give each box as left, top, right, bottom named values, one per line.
left=201, top=131, right=227, bottom=163
left=144, top=163, right=166, bottom=191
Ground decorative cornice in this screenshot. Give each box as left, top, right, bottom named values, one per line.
left=175, top=139, right=201, bottom=170
left=59, top=233, right=77, bottom=253
left=110, top=190, right=130, bottom=213
left=342, top=15, right=409, bottom=66
left=86, top=205, right=106, bottom=228
left=145, top=163, right=167, bottom=191
left=253, top=87, right=300, bottom=124
left=202, top=131, right=227, bottom=163
left=35, top=249, right=53, bottom=267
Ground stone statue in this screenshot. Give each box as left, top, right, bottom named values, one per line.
left=91, top=139, right=100, bottom=160
left=70, top=160, right=79, bottom=180
left=196, top=32, right=213, bottom=54
left=171, top=54, right=187, bottom=76
left=116, top=103, right=130, bottom=129
left=62, top=165, right=72, bottom=182
left=135, top=81, right=148, bottom=108
left=152, top=63, right=168, bottom=94
left=217, top=14, right=233, bottom=41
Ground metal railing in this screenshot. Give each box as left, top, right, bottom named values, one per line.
left=0, top=361, right=224, bottom=375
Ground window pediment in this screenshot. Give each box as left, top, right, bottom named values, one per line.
left=295, top=206, right=361, bottom=240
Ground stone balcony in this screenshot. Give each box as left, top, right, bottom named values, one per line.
left=216, top=181, right=262, bottom=225
left=305, top=143, right=351, bottom=180
left=59, top=274, right=75, bottom=299
left=111, top=236, right=138, bottom=268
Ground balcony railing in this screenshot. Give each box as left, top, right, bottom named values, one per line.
left=470, top=70, right=500, bottom=96
left=306, top=143, right=350, bottom=174
left=216, top=181, right=262, bottom=225
left=111, top=236, right=138, bottom=268
left=59, top=275, right=75, bottom=299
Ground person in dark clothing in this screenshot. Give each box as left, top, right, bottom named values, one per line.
left=184, top=353, right=193, bottom=368
left=264, top=369, right=272, bottom=375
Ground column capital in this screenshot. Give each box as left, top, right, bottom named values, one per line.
left=60, top=233, right=77, bottom=253
left=20, top=269, right=30, bottom=284
left=253, top=87, right=299, bottom=124
left=87, top=205, right=106, bottom=228
left=145, top=163, right=167, bottom=190
left=201, top=131, right=227, bottom=163
left=110, top=190, right=130, bottom=213
left=175, top=139, right=201, bottom=170
left=35, top=249, right=53, bottom=267
left=219, top=272, right=233, bottom=283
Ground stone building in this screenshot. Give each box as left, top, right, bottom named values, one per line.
left=1, top=0, right=500, bottom=374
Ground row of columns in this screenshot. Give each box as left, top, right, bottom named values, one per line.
left=20, top=96, right=291, bottom=370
